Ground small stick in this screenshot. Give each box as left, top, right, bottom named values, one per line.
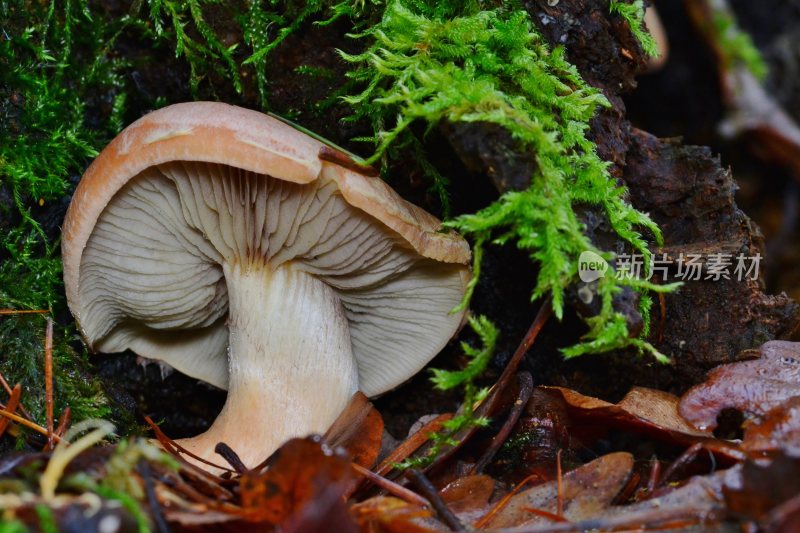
left=214, top=442, right=248, bottom=474
left=524, top=508, right=569, bottom=523
left=0, top=309, right=49, bottom=315
left=658, top=442, right=704, bottom=487
left=351, top=463, right=430, bottom=508
left=556, top=449, right=564, bottom=518
left=407, top=468, right=465, bottom=532
left=45, top=318, right=54, bottom=451
left=475, top=472, right=543, bottom=528
left=138, top=460, right=171, bottom=533
left=471, top=371, right=533, bottom=475
left=144, top=415, right=235, bottom=474
left=0, top=372, right=32, bottom=420
left=0, top=409, right=61, bottom=442
left=54, top=407, right=71, bottom=438
left=647, top=455, right=661, bottom=495
left=0, top=384, right=22, bottom=438
left=371, top=413, right=453, bottom=480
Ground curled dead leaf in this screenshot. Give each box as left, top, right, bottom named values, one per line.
left=543, top=385, right=712, bottom=439
left=482, top=452, right=634, bottom=529
left=680, top=340, right=800, bottom=431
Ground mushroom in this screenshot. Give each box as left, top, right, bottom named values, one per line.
left=62, top=102, right=471, bottom=468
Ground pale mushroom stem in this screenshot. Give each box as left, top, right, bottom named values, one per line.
left=176, top=260, right=359, bottom=469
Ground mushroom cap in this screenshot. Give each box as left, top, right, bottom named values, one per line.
left=63, top=102, right=471, bottom=395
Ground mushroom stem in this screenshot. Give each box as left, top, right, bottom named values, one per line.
left=177, top=261, right=359, bottom=469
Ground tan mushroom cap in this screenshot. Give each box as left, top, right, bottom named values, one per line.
left=62, top=102, right=471, bottom=399
left=64, top=102, right=469, bottom=306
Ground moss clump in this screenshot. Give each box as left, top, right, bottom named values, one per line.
left=609, top=0, right=659, bottom=58
left=341, top=0, right=677, bottom=359
left=1, top=0, right=128, bottom=426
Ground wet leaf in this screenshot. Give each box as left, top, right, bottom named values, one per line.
left=724, top=454, right=800, bottom=520
left=482, top=452, right=634, bottom=528
left=350, top=496, right=435, bottom=533
left=585, top=467, right=733, bottom=531
left=543, top=386, right=712, bottom=439
left=439, top=474, right=495, bottom=523
left=742, top=396, right=800, bottom=455
left=324, top=392, right=384, bottom=469
left=237, top=436, right=354, bottom=527
left=680, top=340, right=800, bottom=431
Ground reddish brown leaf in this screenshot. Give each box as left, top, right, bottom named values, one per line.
left=440, top=474, right=496, bottom=525
left=724, top=454, right=800, bottom=521
left=324, top=391, right=384, bottom=469
left=350, top=497, right=435, bottom=533
left=482, top=452, right=634, bottom=529
left=743, top=396, right=800, bottom=455
left=543, top=386, right=712, bottom=439
left=238, top=436, right=354, bottom=527
left=680, top=341, right=800, bottom=431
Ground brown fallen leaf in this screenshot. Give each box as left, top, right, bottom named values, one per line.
left=439, top=474, right=495, bottom=525
left=680, top=340, right=800, bottom=431
left=349, top=496, right=435, bottom=533
left=236, top=436, right=355, bottom=527
left=324, top=391, right=384, bottom=469
left=482, top=452, right=634, bottom=529
left=579, top=467, right=734, bottom=532
left=542, top=385, right=713, bottom=441
left=742, top=396, right=800, bottom=456
left=724, top=453, right=800, bottom=526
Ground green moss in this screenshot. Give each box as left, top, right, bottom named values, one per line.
left=0, top=521, right=28, bottom=533
left=609, top=0, right=659, bottom=58
left=142, top=0, right=359, bottom=108
left=711, top=10, right=768, bottom=81
left=341, top=0, right=678, bottom=359
left=396, top=315, right=496, bottom=469
left=33, top=505, right=57, bottom=533
left=0, top=0, right=128, bottom=427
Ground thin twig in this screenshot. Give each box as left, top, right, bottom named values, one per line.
left=647, top=455, right=661, bottom=495
left=471, top=371, right=534, bottom=474
left=372, top=414, right=453, bottom=482
left=351, top=463, right=430, bottom=508
left=0, top=372, right=32, bottom=420
left=658, top=442, right=704, bottom=488
left=44, top=318, right=54, bottom=451
left=54, top=407, right=71, bottom=438
left=214, top=442, right=248, bottom=474
left=408, top=468, right=465, bottom=532
left=138, top=459, right=171, bottom=533
left=144, top=415, right=235, bottom=474
left=0, top=309, right=49, bottom=315
left=0, top=409, right=61, bottom=442
left=0, top=384, right=22, bottom=439
left=475, top=472, right=543, bottom=528
left=556, top=449, right=564, bottom=518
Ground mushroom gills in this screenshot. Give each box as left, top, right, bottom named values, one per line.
left=79, top=161, right=467, bottom=466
